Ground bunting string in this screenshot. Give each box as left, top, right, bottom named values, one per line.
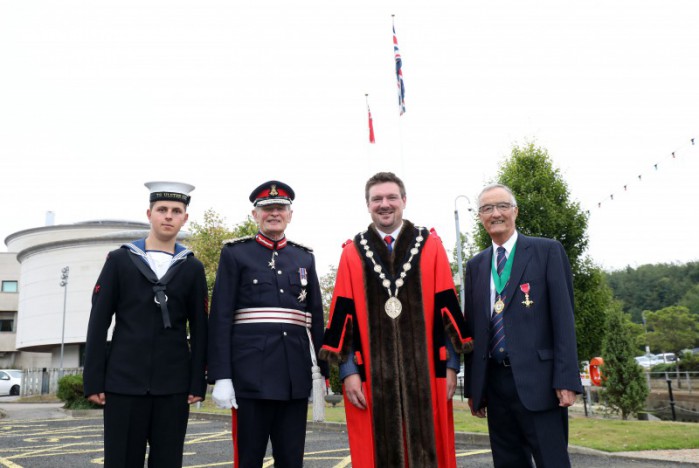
left=590, top=137, right=696, bottom=214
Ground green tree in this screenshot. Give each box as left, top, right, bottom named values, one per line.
left=646, top=306, right=698, bottom=357
left=319, top=266, right=337, bottom=324
left=474, top=142, right=613, bottom=361
left=679, top=283, right=699, bottom=317
left=574, top=259, right=613, bottom=360
left=600, top=305, right=649, bottom=420
left=605, top=262, right=699, bottom=323
left=186, top=209, right=258, bottom=296
left=319, top=266, right=342, bottom=394
left=627, top=319, right=647, bottom=355
left=451, top=232, right=479, bottom=300
left=473, top=142, right=588, bottom=269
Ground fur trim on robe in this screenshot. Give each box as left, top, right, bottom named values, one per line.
left=320, top=220, right=473, bottom=467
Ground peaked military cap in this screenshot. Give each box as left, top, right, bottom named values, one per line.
left=249, top=180, right=295, bottom=207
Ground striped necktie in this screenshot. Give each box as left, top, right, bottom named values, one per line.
left=384, top=235, right=394, bottom=253
left=490, top=246, right=508, bottom=362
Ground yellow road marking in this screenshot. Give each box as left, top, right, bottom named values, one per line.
left=302, top=448, right=350, bottom=455
left=456, top=449, right=492, bottom=457
left=332, top=455, right=352, bottom=468
left=0, top=457, right=23, bottom=468
left=185, top=431, right=232, bottom=444
left=184, top=463, right=233, bottom=467
left=4, top=442, right=102, bottom=460
left=1, top=425, right=101, bottom=440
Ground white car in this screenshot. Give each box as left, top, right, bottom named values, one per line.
left=656, top=353, right=677, bottom=363
left=634, top=355, right=660, bottom=369
left=0, top=369, right=22, bottom=396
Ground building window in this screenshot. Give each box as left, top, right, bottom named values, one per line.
left=1, top=281, right=18, bottom=293
left=0, top=319, right=14, bottom=332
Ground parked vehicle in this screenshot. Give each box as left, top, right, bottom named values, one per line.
left=634, top=354, right=665, bottom=369
left=656, top=353, right=677, bottom=363
left=634, top=355, right=661, bottom=369
left=0, top=369, right=22, bottom=396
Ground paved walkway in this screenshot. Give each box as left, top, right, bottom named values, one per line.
left=1, top=401, right=698, bottom=465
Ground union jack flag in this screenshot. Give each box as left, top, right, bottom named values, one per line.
left=393, top=22, right=406, bottom=115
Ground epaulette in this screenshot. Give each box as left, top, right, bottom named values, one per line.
left=287, top=239, right=313, bottom=252
left=341, top=239, right=353, bottom=248
left=222, top=235, right=254, bottom=246
left=428, top=227, right=442, bottom=242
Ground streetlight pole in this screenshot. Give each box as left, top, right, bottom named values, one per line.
left=641, top=311, right=650, bottom=356
left=454, top=195, right=472, bottom=312
left=59, top=266, right=69, bottom=372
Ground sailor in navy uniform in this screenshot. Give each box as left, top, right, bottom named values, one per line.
left=83, top=181, right=208, bottom=468
left=208, top=180, right=325, bottom=468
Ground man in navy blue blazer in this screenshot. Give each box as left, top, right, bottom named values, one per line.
left=463, top=183, right=583, bottom=468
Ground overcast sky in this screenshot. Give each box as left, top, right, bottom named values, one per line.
left=1, top=1, right=698, bottom=276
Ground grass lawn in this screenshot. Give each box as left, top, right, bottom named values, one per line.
left=193, top=398, right=699, bottom=453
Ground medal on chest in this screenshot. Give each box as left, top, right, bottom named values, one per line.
left=494, top=296, right=505, bottom=314
left=268, top=251, right=278, bottom=269
left=385, top=296, right=402, bottom=319
left=297, top=268, right=308, bottom=302
left=491, top=243, right=517, bottom=316
left=359, top=228, right=424, bottom=319
left=520, top=283, right=533, bottom=307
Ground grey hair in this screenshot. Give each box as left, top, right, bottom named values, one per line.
left=477, top=183, right=517, bottom=208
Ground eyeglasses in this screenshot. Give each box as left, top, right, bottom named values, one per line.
left=478, top=203, right=515, bottom=214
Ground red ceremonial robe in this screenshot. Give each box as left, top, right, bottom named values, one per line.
left=320, top=221, right=473, bottom=468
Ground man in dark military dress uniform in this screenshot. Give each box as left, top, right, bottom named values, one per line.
left=84, top=181, right=208, bottom=468
left=207, top=180, right=325, bottom=468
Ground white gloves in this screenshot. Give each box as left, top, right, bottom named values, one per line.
left=212, top=379, right=238, bottom=409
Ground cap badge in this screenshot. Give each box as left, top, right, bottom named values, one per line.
left=270, top=185, right=278, bottom=196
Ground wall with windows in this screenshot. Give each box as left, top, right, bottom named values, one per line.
left=0, top=252, right=49, bottom=368
left=5, top=221, right=151, bottom=368
left=0, top=253, right=20, bottom=367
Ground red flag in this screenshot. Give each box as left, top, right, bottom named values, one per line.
left=367, top=102, right=376, bottom=144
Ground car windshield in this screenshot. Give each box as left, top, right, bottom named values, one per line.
left=7, top=371, right=22, bottom=378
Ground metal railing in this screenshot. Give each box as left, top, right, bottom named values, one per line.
left=645, top=370, right=699, bottom=393
left=20, top=367, right=83, bottom=397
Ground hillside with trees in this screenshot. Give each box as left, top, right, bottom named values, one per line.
left=605, top=262, right=699, bottom=323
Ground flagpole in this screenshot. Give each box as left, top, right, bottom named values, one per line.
left=392, top=14, right=406, bottom=176
left=365, top=93, right=372, bottom=171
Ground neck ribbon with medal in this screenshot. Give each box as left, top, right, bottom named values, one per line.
left=359, top=227, right=425, bottom=319
left=492, top=243, right=517, bottom=314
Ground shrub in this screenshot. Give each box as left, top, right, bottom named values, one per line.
left=328, top=364, right=342, bottom=394
left=679, top=353, right=699, bottom=372
left=600, top=306, right=649, bottom=419
left=649, top=362, right=677, bottom=375
left=57, top=374, right=101, bottom=409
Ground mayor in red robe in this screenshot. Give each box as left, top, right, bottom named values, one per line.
left=320, top=218, right=473, bottom=468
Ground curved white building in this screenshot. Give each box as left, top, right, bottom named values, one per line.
left=5, top=220, right=151, bottom=368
